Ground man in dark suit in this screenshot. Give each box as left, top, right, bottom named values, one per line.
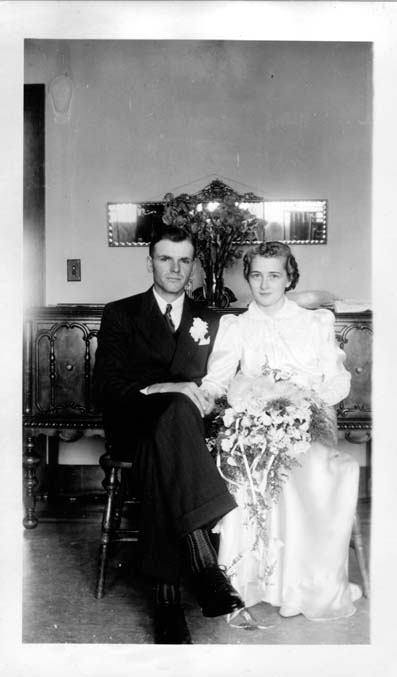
left=94, top=226, right=244, bottom=644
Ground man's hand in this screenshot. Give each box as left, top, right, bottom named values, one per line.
left=146, top=381, right=210, bottom=417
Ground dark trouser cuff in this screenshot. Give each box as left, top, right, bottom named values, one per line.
left=175, top=491, right=237, bottom=540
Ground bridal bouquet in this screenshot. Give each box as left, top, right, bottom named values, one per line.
left=206, top=360, right=338, bottom=558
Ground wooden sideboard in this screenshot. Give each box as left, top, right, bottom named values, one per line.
left=23, top=305, right=372, bottom=528
left=23, top=306, right=103, bottom=528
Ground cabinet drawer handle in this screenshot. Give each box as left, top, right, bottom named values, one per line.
left=66, top=363, right=74, bottom=371
left=355, top=366, right=363, bottom=374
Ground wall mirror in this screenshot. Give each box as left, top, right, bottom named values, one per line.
left=258, top=200, right=327, bottom=244
left=107, top=181, right=327, bottom=246
left=107, top=201, right=164, bottom=247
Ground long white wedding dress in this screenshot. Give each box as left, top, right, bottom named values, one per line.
left=202, top=298, right=362, bottom=620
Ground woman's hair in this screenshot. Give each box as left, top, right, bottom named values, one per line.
left=243, top=241, right=300, bottom=291
left=149, top=225, right=196, bottom=258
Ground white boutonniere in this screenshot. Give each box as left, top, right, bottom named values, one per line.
left=189, top=317, right=210, bottom=345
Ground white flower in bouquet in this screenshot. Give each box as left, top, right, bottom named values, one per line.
left=240, top=414, right=252, bottom=428
left=259, top=412, right=273, bottom=426
left=220, top=437, right=235, bottom=452
left=288, top=440, right=311, bottom=457
left=222, top=407, right=236, bottom=427
left=249, top=433, right=267, bottom=447
left=267, top=427, right=289, bottom=446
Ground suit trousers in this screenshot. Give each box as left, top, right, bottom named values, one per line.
left=104, top=392, right=237, bottom=583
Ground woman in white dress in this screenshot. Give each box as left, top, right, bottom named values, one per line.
left=201, top=242, right=362, bottom=622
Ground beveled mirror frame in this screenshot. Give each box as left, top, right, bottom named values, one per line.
left=107, top=201, right=164, bottom=247
left=259, top=199, right=328, bottom=244
left=107, top=180, right=327, bottom=246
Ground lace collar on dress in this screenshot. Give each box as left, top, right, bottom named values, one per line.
left=248, top=297, right=300, bottom=322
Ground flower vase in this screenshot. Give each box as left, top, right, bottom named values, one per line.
left=200, top=269, right=236, bottom=309
left=203, top=271, right=225, bottom=308
left=214, top=273, right=226, bottom=308
left=203, top=269, right=216, bottom=307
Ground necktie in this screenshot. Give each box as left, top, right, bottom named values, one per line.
left=164, top=303, right=176, bottom=333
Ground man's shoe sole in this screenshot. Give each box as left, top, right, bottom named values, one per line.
left=201, top=597, right=245, bottom=618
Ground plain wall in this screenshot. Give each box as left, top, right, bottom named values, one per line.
left=25, top=40, right=372, bottom=307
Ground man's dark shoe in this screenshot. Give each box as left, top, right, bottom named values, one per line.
left=153, top=603, right=193, bottom=644
left=192, top=565, right=245, bottom=618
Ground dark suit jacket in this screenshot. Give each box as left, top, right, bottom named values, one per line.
left=94, top=287, right=220, bottom=413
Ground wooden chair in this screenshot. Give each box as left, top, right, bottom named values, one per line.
left=95, top=447, right=140, bottom=599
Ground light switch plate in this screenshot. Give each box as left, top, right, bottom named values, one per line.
left=67, top=259, right=81, bottom=281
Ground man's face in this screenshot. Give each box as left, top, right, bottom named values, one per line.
left=147, top=238, right=195, bottom=301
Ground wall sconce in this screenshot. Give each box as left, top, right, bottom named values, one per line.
left=48, top=73, right=74, bottom=122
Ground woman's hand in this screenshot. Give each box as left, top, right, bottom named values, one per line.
left=200, top=388, right=216, bottom=416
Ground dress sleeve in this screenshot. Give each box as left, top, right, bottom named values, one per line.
left=201, top=314, right=242, bottom=399
left=312, top=309, right=351, bottom=406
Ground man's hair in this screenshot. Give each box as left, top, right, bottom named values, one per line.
left=243, top=241, right=300, bottom=291
left=149, top=226, right=196, bottom=258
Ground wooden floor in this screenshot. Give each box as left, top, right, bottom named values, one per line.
left=23, top=499, right=370, bottom=645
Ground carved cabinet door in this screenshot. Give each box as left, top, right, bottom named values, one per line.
left=335, top=313, right=372, bottom=429
left=30, top=317, right=100, bottom=420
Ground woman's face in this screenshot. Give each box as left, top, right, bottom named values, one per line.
left=247, top=255, right=290, bottom=312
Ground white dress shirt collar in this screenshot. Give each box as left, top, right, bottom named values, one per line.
left=152, top=287, right=185, bottom=330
